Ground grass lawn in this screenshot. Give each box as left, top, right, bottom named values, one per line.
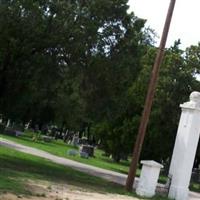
left=0, top=132, right=171, bottom=185
left=0, top=146, right=169, bottom=200
left=0, top=132, right=132, bottom=175
left=2, top=131, right=200, bottom=193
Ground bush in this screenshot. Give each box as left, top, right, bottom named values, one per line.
left=92, top=118, right=138, bottom=162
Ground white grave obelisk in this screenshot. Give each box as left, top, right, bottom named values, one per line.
left=168, top=91, right=200, bottom=200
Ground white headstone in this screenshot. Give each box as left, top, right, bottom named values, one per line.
left=136, top=160, right=163, bottom=197
left=6, top=119, right=10, bottom=127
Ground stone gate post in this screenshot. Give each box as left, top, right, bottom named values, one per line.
left=168, top=91, right=200, bottom=200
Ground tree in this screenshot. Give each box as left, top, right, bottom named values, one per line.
left=0, top=0, right=149, bottom=132
left=79, top=1, right=152, bottom=162
left=138, top=41, right=200, bottom=163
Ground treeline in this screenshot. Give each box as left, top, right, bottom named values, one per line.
left=1, top=0, right=200, bottom=162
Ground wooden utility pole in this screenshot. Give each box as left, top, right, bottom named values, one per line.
left=126, top=0, right=176, bottom=191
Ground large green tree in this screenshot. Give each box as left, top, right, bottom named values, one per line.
left=133, top=41, right=200, bottom=163
left=0, top=0, right=148, bottom=131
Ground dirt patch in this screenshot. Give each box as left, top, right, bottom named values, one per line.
left=0, top=180, right=140, bottom=200
left=0, top=192, right=139, bottom=200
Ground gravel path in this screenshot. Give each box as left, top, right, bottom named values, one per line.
left=0, top=137, right=200, bottom=200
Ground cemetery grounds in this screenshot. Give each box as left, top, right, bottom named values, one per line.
left=0, top=145, right=170, bottom=200
left=0, top=131, right=198, bottom=199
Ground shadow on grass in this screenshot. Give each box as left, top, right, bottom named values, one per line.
left=100, top=157, right=130, bottom=166
left=0, top=147, right=130, bottom=196
left=0, top=144, right=171, bottom=199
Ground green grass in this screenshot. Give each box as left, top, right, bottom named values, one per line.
left=0, top=146, right=169, bottom=200
left=190, top=182, right=200, bottom=193
left=0, top=145, right=129, bottom=195
left=2, top=131, right=200, bottom=194
left=0, top=132, right=176, bottom=186
left=0, top=132, right=132, bottom=175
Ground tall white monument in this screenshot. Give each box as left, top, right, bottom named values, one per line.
left=168, top=91, right=200, bottom=200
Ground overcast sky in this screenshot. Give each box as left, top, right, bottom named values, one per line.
left=128, top=0, right=200, bottom=49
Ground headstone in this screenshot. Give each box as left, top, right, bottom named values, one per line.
left=4, top=127, right=17, bottom=136
left=25, top=120, right=31, bottom=130
left=71, top=135, right=79, bottom=146
left=67, top=149, right=78, bottom=156
left=136, top=160, right=163, bottom=198
left=80, top=151, right=89, bottom=159
left=0, top=114, right=3, bottom=124
left=15, top=130, right=23, bottom=136
left=80, top=145, right=94, bottom=157
left=0, top=116, right=5, bottom=132
left=6, top=119, right=10, bottom=127
left=79, top=137, right=88, bottom=145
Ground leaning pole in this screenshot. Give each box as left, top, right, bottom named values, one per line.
left=126, top=0, right=176, bottom=191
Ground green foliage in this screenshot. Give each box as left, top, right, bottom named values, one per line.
left=0, top=0, right=146, bottom=128
left=92, top=117, right=139, bottom=162
left=136, top=41, right=200, bottom=162
left=0, top=0, right=149, bottom=161
left=1, top=0, right=200, bottom=164
left=32, top=132, right=41, bottom=142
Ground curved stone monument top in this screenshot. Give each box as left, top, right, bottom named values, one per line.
left=190, top=91, right=200, bottom=103
left=181, top=91, right=200, bottom=109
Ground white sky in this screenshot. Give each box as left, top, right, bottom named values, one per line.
left=128, top=0, right=200, bottom=49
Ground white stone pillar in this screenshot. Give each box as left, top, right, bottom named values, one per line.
left=168, top=91, right=200, bottom=200
left=136, top=160, right=163, bottom=197
left=6, top=119, right=10, bottom=127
